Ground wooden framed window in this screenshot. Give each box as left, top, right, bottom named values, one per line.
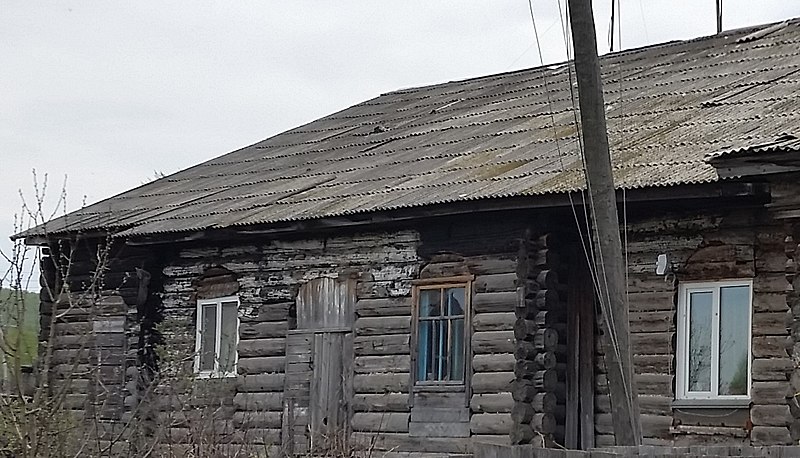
left=412, top=279, right=471, bottom=386
left=195, top=295, right=239, bottom=377
left=676, top=281, right=752, bottom=401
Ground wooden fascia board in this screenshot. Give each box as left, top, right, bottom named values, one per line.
left=713, top=162, right=800, bottom=179
left=121, top=181, right=768, bottom=246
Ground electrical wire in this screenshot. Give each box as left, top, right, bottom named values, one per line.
left=523, top=12, right=632, bottom=435
left=609, top=0, right=616, bottom=52
left=553, top=0, right=640, bottom=440
left=614, top=0, right=631, bottom=311
left=527, top=2, right=634, bottom=421
left=638, top=0, right=650, bottom=42
left=526, top=0, right=605, bottom=311
left=556, top=0, right=618, bottom=338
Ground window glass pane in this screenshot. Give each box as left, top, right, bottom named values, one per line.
left=199, top=304, right=217, bottom=371
left=419, top=289, right=441, bottom=317
left=719, top=286, right=750, bottom=395
left=416, top=285, right=468, bottom=384
left=219, top=301, right=238, bottom=374
left=446, top=288, right=465, bottom=316
left=688, top=291, right=712, bottom=392
left=437, top=319, right=448, bottom=380
left=449, top=318, right=464, bottom=381
left=417, top=320, right=439, bottom=381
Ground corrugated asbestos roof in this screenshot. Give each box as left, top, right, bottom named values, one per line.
left=18, top=18, right=800, bottom=239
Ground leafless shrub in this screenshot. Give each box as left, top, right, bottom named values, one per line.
left=0, top=174, right=391, bottom=458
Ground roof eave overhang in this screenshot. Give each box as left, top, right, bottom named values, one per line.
left=17, top=228, right=125, bottom=247
left=121, top=180, right=769, bottom=247
left=709, top=155, right=800, bottom=179
left=17, top=181, right=769, bottom=247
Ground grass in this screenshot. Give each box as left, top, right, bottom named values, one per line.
left=0, top=288, right=39, bottom=368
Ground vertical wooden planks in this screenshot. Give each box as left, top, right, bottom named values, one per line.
left=566, top=294, right=580, bottom=449
left=297, top=277, right=355, bottom=330
left=310, top=331, right=349, bottom=448
left=309, top=333, right=326, bottom=448
left=293, top=277, right=355, bottom=452
left=282, top=331, right=313, bottom=454
left=565, top=244, right=596, bottom=450
left=578, top=272, right=596, bottom=450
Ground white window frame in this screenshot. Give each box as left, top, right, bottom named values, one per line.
left=194, top=295, right=239, bottom=378
left=676, top=280, right=752, bottom=402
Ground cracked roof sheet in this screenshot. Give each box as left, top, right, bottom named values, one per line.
left=19, top=18, right=800, bottom=239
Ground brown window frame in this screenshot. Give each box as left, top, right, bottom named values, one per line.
left=410, top=275, right=473, bottom=389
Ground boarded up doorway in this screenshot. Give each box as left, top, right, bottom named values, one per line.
left=565, top=255, right=596, bottom=450
left=283, top=277, right=355, bottom=455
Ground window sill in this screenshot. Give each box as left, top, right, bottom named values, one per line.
left=413, top=384, right=466, bottom=393
left=672, top=398, right=751, bottom=409
left=196, top=372, right=238, bottom=380
left=670, top=424, right=748, bottom=438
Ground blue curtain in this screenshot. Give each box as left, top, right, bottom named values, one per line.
left=418, top=321, right=430, bottom=381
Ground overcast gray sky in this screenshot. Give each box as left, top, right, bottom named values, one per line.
left=2, top=1, right=799, bottom=289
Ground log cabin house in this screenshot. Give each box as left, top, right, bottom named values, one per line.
left=15, top=18, right=800, bottom=456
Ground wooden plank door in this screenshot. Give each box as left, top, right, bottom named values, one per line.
left=309, top=330, right=353, bottom=450
left=566, top=259, right=595, bottom=450
left=283, top=277, right=355, bottom=455
left=283, top=331, right=314, bottom=455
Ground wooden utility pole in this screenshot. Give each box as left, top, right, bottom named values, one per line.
left=567, top=0, right=642, bottom=446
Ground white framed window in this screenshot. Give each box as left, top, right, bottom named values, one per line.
left=676, top=280, right=752, bottom=401
left=195, top=296, right=239, bottom=377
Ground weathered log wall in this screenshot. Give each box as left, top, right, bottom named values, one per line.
left=466, top=254, right=518, bottom=445
left=593, top=205, right=794, bottom=447
left=43, top=192, right=800, bottom=454
left=422, top=219, right=528, bottom=450
left=352, top=220, right=525, bottom=454
left=39, top=240, right=158, bottom=455
left=510, top=231, right=567, bottom=446
left=769, top=180, right=800, bottom=445
left=156, top=230, right=420, bottom=456
left=786, top=232, right=800, bottom=444
left=151, top=215, right=529, bottom=456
